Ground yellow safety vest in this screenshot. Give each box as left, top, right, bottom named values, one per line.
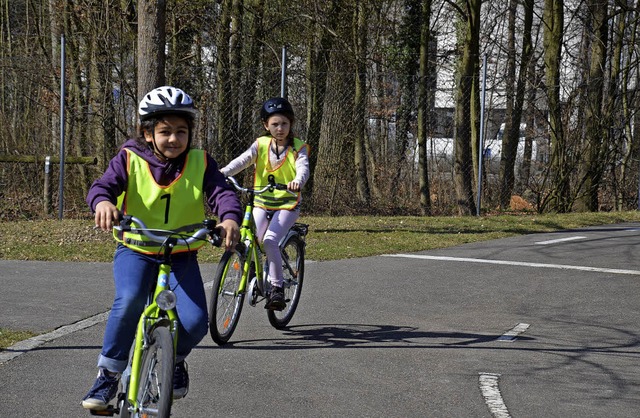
left=254, top=136, right=307, bottom=210
left=114, top=148, right=206, bottom=254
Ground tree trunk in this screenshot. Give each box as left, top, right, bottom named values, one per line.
left=543, top=0, right=569, bottom=212
left=228, top=0, right=243, bottom=148
left=306, top=0, right=339, bottom=201
left=617, top=5, right=634, bottom=210
left=580, top=0, right=608, bottom=211
left=216, top=0, right=233, bottom=163
left=392, top=0, right=420, bottom=200
left=137, top=0, right=166, bottom=102
left=417, top=0, right=433, bottom=216
left=239, top=0, right=264, bottom=153
left=453, top=0, right=479, bottom=216
left=499, top=0, right=533, bottom=209
left=353, top=0, right=370, bottom=204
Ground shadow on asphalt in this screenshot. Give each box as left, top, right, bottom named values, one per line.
left=199, top=323, right=535, bottom=350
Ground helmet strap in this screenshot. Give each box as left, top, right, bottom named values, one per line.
left=149, top=131, right=191, bottom=162
left=148, top=132, right=169, bottom=161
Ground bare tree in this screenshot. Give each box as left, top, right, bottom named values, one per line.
left=542, top=0, right=569, bottom=212
left=452, top=0, right=480, bottom=215
left=305, top=0, right=339, bottom=199
left=579, top=0, right=609, bottom=211
left=353, top=0, right=370, bottom=204
left=499, top=0, right=534, bottom=209
left=417, top=0, right=433, bottom=216
left=137, top=0, right=167, bottom=101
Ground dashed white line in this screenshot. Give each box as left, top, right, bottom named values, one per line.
left=382, top=254, right=640, bottom=275
left=498, top=323, right=530, bottom=342
left=479, top=373, right=512, bottom=418
left=534, top=236, right=586, bottom=245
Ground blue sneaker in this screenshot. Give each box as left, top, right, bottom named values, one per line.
left=173, top=361, right=189, bottom=400
left=81, top=368, right=120, bottom=410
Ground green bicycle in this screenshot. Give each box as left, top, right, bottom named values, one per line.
left=208, top=175, right=308, bottom=345
left=90, top=215, right=221, bottom=418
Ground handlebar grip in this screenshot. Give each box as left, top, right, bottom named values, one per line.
left=203, top=219, right=223, bottom=247
left=210, top=227, right=223, bottom=247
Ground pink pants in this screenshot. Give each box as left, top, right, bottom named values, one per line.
left=253, top=207, right=299, bottom=287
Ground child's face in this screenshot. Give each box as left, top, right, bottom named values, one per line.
left=263, top=114, right=291, bottom=142
left=145, top=115, right=190, bottom=159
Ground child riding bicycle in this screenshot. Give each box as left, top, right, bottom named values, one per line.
left=81, top=86, right=242, bottom=411
left=220, top=97, right=309, bottom=311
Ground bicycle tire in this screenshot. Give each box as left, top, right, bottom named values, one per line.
left=135, top=326, right=174, bottom=418
left=209, top=249, right=246, bottom=345
left=268, top=235, right=305, bottom=329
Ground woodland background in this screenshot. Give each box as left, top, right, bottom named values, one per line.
left=0, top=0, right=638, bottom=220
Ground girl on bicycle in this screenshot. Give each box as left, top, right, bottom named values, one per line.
left=220, top=97, right=310, bottom=310
left=82, top=86, right=242, bottom=411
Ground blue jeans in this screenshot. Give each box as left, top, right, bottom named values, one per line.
left=97, top=245, right=208, bottom=373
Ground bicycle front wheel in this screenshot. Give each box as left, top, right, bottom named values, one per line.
left=268, top=235, right=305, bottom=329
left=209, top=249, right=246, bottom=345
left=136, top=326, right=174, bottom=418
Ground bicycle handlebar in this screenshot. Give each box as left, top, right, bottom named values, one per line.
left=115, top=215, right=223, bottom=247
left=226, top=175, right=296, bottom=196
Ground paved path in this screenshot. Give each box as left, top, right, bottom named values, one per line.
left=1, top=224, right=640, bottom=417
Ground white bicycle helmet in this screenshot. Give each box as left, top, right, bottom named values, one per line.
left=138, top=86, right=197, bottom=121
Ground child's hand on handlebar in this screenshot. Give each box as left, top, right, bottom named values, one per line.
left=94, top=200, right=120, bottom=232
left=287, top=180, right=301, bottom=192
left=218, top=218, right=240, bottom=251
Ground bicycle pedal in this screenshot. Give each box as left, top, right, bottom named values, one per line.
left=89, top=406, right=117, bottom=416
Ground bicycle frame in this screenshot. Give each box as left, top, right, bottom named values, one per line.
left=110, top=216, right=221, bottom=416
left=221, top=175, right=302, bottom=301
left=208, top=176, right=307, bottom=344
left=126, top=261, right=178, bottom=409
left=228, top=184, right=265, bottom=299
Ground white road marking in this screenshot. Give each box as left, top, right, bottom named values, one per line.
left=0, top=312, right=110, bottom=365
left=534, top=236, right=586, bottom=245
left=479, top=373, right=512, bottom=418
left=1, top=278, right=220, bottom=365
left=498, top=323, right=530, bottom=342
left=0, top=258, right=318, bottom=365
left=382, top=254, right=640, bottom=276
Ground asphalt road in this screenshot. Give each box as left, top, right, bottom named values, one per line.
left=1, top=223, right=640, bottom=417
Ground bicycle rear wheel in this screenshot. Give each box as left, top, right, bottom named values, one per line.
left=209, top=249, right=246, bottom=345
left=136, top=326, right=174, bottom=418
left=268, top=235, right=305, bottom=329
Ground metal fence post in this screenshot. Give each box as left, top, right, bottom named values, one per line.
left=44, top=156, right=51, bottom=215
left=281, top=46, right=287, bottom=98
left=58, top=34, right=66, bottom=220
left=476, top=53, right=487, bottom=216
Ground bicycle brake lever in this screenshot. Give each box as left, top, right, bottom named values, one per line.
left=117, top=215, right=133, bottom=231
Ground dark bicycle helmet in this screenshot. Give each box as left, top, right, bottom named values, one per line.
left=138, top=86, right=197, bottom=121
left=260, top=97, right=294, bottom=122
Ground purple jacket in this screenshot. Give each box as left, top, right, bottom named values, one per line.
left=86, top=139, right=242, bottom=225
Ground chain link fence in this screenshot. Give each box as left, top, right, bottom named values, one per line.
left=2, top=46, right=639, bottom=219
